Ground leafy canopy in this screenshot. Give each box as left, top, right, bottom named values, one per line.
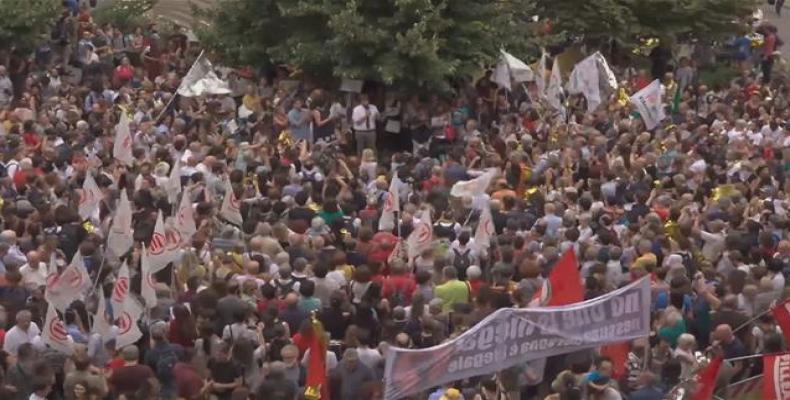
left=0, top=0, right=60, bottom=51
left=197, top=0, right=539, bottom=90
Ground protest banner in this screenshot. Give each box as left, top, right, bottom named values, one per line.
left=383, top=277, right=651, bottom=400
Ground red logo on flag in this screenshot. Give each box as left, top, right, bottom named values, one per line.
left=165, top=229, right=181, bottom=251
left=61, top=267, right=84, bottom=289
left=383, top=194, right=393, bottom=212
left=229, top=191, right=240, bottom=211
left=78, top=189, right=93, bottom=206
left=146, top=272, right=157, bottom=288
left=416, top=223, right=431, bottom=244
left=112, top=277, right=129, bottom=302
left=149, top=232, right=166, bottom=255
left=117, top=311, right=134, bottom=335
left=48, top=316, right=68, bottom=342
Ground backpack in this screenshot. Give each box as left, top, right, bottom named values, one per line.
left=155, top=346, right=178, bottom=383
left=0, top=160, right=17, bottom=178
left=275, top=278, right=297, bottom=297
left=453, top=248, right=472, bottom=281
left=389, top=282, right=407, bottom=307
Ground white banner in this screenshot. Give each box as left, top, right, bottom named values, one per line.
left=630, top=79, right=666, bottom=130
left=383, top=278, right=651, bottom=400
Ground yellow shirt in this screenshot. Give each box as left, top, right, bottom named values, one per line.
left=435, top=279, right=470, bottom=312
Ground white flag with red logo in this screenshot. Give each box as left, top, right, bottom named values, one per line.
left=379, top=174, right=402, bottom=232
left=110, top=261, right=130, bottom=315
left=78, top=172, right=102, bottom=220
left=174, top=189, right=196, bottom=245
left=41, top=303, right=74, bottom=355
left=92, top=286, right=114, bottom=338
left=140, top=244, right=158, bottom=308
left=113, top=110, right=134, bottom=167
left=46, top=252, right=90, bottom=312
left=107, top=189, right=133, bottom=257
left=764, top=351, right=790, bottom=400
left=220, top=178, right=243, bottom=226
left=473, top=202, right=495, bottom=253
left=115, top=294, right=144, bottom=350
left=166, top=159, right=182, bottom=204
left=147, top=210, right=180, bottom=273
left=388, top=238, right=404, bottom=265
left=406, top=209, right=433, bottom=263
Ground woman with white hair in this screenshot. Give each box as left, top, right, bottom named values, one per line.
left=674, top=333, right=698, bottom=379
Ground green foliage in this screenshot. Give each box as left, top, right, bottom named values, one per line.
left=0, top=0, right=60, bottom=51
left=537, top=0, right=759, bottom=46
left=197, top=0, right=541, bottom=91
left=94, top=0, right=158, bottom=31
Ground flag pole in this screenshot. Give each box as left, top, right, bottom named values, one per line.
left=724, top=353, right=765, bottom=363
left=732, top=306, right=774, bottom=334
left=154, top=50, right=206, bottom=124
left=89, top=246, right=108, bottom=295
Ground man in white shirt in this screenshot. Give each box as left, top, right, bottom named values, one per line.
left=351, top=94, right=379, bottom=156
left=19, top=250, right=47, bottom=291
left=0, top=66, right=12, bottom=107
left=2, top=310, right=40, bottom=356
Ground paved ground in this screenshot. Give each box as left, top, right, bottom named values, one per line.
left=762, top=3, right=790, bottom=46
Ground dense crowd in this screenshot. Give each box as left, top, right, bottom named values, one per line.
left=0, top=2, right=788, bottom=400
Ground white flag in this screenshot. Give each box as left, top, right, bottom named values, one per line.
left=107, top=190, right=133, bottom=257
left=450, top=169, right=497, bottom=199
left=78, top=173, right=102, bottom=220
left=535, top=52, right=549, bottom=99
left=166, top=159, right=182, bottom=204
left=46, top=252, right=90, bottom=312
left=378, top=174, right=402, bottom=232
left=567, top=54, right=601, bottom=113
left=110, top=261, right=130, bottom=315
left=115, top=294, right=144, bottom=350
left=147, top=210, right=180, bottom=273
left=140, top=244, right=158, bottom=308
left=490, top=49, right=534, bottom=91
left=112, top=111, right=134, bottom=166
left=177, top=51, right=231, bottom=97
left=593, top=51, right=618, bottom=90
left=491, top=59, right=512, bottom=91
left=547, top=59, right=566, bottom=116
left=388, top=239, right=404, bottom=265
left=630, top=79, right=666, bottom=130
left=92, top=286, right=114, bottom=338
left=220, top=179, right=243, bottom=226
left=473, top=202, right=495, bottom=253
left=406, top=209, right=433, bottom=263
left=41, top=303, right=73, bottom=355
left=174, top=189, right=196, bottom=245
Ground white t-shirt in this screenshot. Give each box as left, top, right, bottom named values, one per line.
left=2, top=323, right=41, bottom=356
left=356, top=346, right=383, bottom=369
left=352, top=104, right=379, bottom=131
left=19, top=263, right=48, bottom=290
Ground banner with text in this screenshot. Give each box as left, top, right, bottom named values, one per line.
left=383, top=278, right=651, bottom=400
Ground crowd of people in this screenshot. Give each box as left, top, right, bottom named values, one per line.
left=0, top=1, right=787, bottom=400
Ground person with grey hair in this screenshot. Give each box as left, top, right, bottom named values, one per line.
left=332, top=348, right=375, bottom=400
left=256, top=360, right=297, bottom=400
left=144, top=321, right=183, bottom=398
left=2, top=309, right=39, bottom=356
left=108, top=345, right=155, bottom=398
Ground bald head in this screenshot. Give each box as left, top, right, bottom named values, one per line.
left=713, top=324, right=733, bottom=343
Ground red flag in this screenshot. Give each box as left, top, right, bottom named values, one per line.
left=305, top=317, right=328, bottom=400
left=530, top=248, right=583, bottom=306
left=763, top=352, right=790, bottom=400
left=600, top=342, right=630, bottom=379
left=773, top=299, right=790, bottom=346
left=694, top=357, right=722, bottom=400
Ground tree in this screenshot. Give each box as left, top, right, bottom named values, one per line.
left=536, top=0, right=759, bottom=47
left=197, top=0, right=541, bottom=91
left=0, top=0, right=60, bottom=51
left=93, top=0, right=159, bottom=31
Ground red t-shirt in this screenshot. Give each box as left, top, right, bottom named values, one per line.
left=382, top=275, right=417, bottom=305
left=23, top=131, right=40, bottom=148
left=115, top=65, right=134, bottom=82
